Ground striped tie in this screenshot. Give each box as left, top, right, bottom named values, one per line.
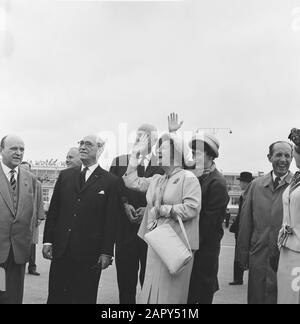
left=9, top=170, right=16, bottom=191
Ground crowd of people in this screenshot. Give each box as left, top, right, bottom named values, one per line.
left=0, top=113, right=300, bottom=305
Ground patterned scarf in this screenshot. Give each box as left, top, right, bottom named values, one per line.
left=198, top=162, right=216, bottom=183
left=290, top=171, right=300, bottom=195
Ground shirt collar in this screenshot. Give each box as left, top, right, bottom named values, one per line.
left=1, top=161, right=19, bottom=178
left=139, top=153, right=152, bottom=162
left=272, top=171, right=288, bottom=182
left=81, top=163, right=99, bottom=173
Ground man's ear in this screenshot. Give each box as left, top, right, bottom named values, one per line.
left=267, top=154, right=272, bottom=163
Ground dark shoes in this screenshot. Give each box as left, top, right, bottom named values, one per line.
left=229, top=281, right=243, bottom=286
left=28, top=269, right=40, bottom=276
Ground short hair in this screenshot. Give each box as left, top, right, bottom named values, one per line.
left=269, top=141, right=293, bottom=156
left=0, top=136, right=8, bottom=149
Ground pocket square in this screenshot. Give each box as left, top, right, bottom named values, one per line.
left=98, top=191, right=105, bottom=195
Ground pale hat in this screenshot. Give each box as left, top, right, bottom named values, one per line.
left=189, top=131, right=220, bottom=158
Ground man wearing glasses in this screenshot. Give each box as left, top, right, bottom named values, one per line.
left=43, top=135, right=121, bottom=304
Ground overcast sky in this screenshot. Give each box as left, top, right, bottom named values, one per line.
left=1, top=0, right=300, bottom=173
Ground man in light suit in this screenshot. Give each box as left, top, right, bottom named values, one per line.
left=0, top=135, right=39, bottom=304
left=43, top=135, right=121, bottom=304
left=238, top=141, right=293, bottom=304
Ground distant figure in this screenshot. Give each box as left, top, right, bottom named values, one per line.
left=43, top=135, right=120, bottom=304
left=225, top=208, right=231, bottom=228
left=0, top=135, right=40, bottom=304
left=238, top=142, right=293, bottom=304
left=20, top=162, right=45, bottom=277
left=229, top=171, right=253, bottom=286
left=66, top=147, right=82, bottom=168
left=278, top=128, right=300, bottom=304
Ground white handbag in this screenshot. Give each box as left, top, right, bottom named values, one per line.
left=144, top=216, right=193, bottom=275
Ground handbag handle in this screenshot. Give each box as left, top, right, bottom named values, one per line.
left=177, top=215, right=192, bottom=253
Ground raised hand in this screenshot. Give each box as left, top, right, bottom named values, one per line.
left=168, top=113, right=184, bottom=133
left=132, top=133, right=149, bottom=157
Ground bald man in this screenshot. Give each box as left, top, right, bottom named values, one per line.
left=43, top=135, right=121, bottom=304
left=0, top=135, right=39, bottom=304
left=66, top=147, right=82, bottom=168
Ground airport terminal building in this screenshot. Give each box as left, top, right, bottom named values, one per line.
left=30, top=161, right=263, bottom=215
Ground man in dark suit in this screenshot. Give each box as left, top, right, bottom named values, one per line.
left=43, top=135, right=120, bottom=304
left=229, top=171, right=253, bottom=286
left=110, top=124, right=164, bottom=304
left=0, top=135, right=39, bottom=304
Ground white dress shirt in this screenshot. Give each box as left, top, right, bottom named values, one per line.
left=138, top=153, right=152, bottom=171
left=81, top=163, right=99, bottom=182
left=272, top=171, right=289, bottom=183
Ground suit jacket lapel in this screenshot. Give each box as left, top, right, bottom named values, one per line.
left=16, top=168, right=28, bottom=219
left=74, top=167, right=81, bottom=194
left=0, top=164, right=15, bottom=217
left=80, top=166, right=105, bottom=193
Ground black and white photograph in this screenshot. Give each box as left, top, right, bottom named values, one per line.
left=1, top=0, right=300, bottom=307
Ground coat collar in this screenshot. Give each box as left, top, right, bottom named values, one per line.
left=0, top=164, right=15, bottom=216
left=262, top=171, right=293, bottom=189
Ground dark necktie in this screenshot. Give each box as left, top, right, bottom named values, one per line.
left=274, top=176, right=281, bottom=190
left=9, top=170, right=16, bottom=191
left=80, top=167, right=89, bottom=188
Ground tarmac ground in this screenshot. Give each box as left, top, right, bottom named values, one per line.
left=23, top=224, right=248, bottom=304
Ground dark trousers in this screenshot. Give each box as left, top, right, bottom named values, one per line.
left=47, top=247, right=101, bottom=304
left=0, top=249, right=25, bottom=304
left=188, top=244, right=221, bottom=304
left=28, top=244, right=37, bottom=271
left=233, top=238, right=244, bottom=282
left=115, top=236, right=147, bottom=304
left=225, top=213, right=231, bottom=228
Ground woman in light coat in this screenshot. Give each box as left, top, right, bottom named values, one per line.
left=123, top=132, right=201, bottom=304
left=277, top=128, right=300, bottom=304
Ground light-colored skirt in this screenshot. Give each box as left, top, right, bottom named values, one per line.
left=138, top=246, right=194, bottom=304
left=277, top=248, right=300, bottom=304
